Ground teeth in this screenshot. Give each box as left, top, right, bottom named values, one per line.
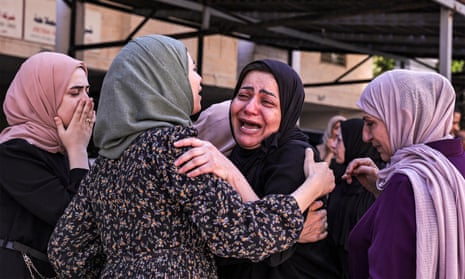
left=241, top=121, right=259, bottom=129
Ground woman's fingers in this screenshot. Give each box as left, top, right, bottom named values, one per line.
left=174, top=137, right=203, bottom=148
left=298, top=207, right=328, bottom=243
left=304, top=148, right=315, bottom=178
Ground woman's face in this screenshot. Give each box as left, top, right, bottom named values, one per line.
left=188, top=53, right=202, bottom=115
left=331, top=121, right=342, bottom=139
left=333, top=127, right=345, bottom=164
left=362, top=113, right=392, bottom=161
left=230, top=70, right=281, bottom=150
left=57, top=68, right=90, bottom=128
left=452, top=111, right=461, bottom=136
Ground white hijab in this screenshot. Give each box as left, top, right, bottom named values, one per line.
left=358, top=69, right=465, bottom=279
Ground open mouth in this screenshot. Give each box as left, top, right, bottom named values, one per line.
left=240, top=120, right=261, bottom=132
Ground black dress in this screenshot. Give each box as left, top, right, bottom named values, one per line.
left=0, top=139, right=87, bottom=278
left=217, top=139, right=342, bottom=279
left=326, top=118, right=385, bottom=278
left=217, top=59, right=341, bottom=279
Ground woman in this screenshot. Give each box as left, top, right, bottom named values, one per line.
left=0, top=52, right=95, bottom=278
left=326, top=118, right=384, bottom=278
left=176, top=59, right=341, bottom=278
left=343, top=69, right=465, bottom=278
left=317, top=115, right=346, bottom=163
left=47, top=35, right=335, bottom=278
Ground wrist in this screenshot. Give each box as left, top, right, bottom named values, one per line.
left=67, top=148, right=90, bottom=169
left=291, top=177, right=319, bottom=212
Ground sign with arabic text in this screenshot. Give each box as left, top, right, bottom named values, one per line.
left=84, top=8, right=102, bottom=52
left=24, top=0, right=56, bottom=45
left=0, top=0, right=23, bottom=39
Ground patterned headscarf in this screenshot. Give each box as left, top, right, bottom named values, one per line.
left=358, top=69, right=465, bottom=279
left=0, top=52, right=87, bottom=153
left=94, top=35, right=193, bottom=159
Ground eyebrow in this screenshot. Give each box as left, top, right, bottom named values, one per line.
left=69, top=85, right=90, bottom=90
left=240, top=85, right=278, bottom=98
left=362, top=116, right=369, bottom=121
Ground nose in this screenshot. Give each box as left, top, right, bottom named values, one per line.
left=81, top=86, right=91, bottom=97
left=81, top=94, right=91, bottom=102
left=330, top=137, right=338, bottom=150
left=243, top=97, right=259, bottom=114
left=362, top=126, right=371, bottom=143
left=362, top=128, right=373, bottom=142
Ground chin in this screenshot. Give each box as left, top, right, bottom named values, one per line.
left=237, top=141, right=260, bottom=150
left=380, top=154, right=390, bottom=162
left=193, top=106, right=201, bottom=115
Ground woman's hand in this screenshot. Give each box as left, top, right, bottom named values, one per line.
left=56, top=98, right=95, bottom=169
left=325, top=137, right=336, bottom=154
left=174, top=137, right=233, bottom=179
left=174, top=137, right=258, bottom=201
left=303, top=148, right=335, bottom=198
left=292, top=148, right=335, bottom=212
left=342, top=157, right=380, bottom=197
left=297, top=200, right=328, bottom=243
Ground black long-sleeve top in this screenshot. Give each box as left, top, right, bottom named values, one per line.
left=0, top=139, right=87, bottom=256
left=217, top=140, right=342, bottom=279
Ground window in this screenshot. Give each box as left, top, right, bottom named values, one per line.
left=321, top=52, right=346, bottom=67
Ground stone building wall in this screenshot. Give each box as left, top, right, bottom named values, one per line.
left=0, top=1, right=372, bottom=133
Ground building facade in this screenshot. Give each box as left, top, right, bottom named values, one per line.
left=0, top=0, right=373, bottom=140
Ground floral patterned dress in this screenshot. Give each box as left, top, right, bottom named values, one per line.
left=48, top=126, right=304, bottom=278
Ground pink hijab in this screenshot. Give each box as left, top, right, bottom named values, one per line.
left=358, top=69, right=465, bottom=279
left=0, top=52, right=87, bottom=153
left=194, top=100, right=236, bottom=156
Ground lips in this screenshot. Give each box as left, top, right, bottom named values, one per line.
left=234, top=119, right=263, bottom=135
left=238, top=116, right=262, bottom=130
left=373, top=144, right=383, bottom=154
left=242, top=121, right=260, bottom=128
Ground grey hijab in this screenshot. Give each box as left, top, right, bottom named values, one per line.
left=94, top=35, right=193, bottom=159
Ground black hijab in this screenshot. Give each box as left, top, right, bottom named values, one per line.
left=339, top=118, right=384, bottom=192
left=223, top=61, right=343, bottom=279
left=327, top=118, right=384, bottom=249
left=229, top=59, right=309, bottom=187
left=336, top=118, right=385, bottom=197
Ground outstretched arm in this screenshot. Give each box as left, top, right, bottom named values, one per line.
left=175, top=140, right=335, bottom=214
